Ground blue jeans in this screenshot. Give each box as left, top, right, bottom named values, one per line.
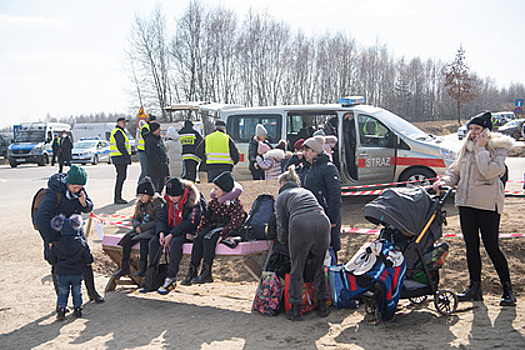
left=57, top=274, right=83, bottom=308
left=137, top=150, right=147, bottom=184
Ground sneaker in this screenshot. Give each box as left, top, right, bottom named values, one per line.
left=56, top=307, right=66, bottom=321
left=157, top=277, right=176, bottom=295
left=73, top=307, right=82, bottom=318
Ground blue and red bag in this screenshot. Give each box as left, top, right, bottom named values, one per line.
left=327, top=265, right=359, bottom=309
left=253, top=272, right=284, bottom=316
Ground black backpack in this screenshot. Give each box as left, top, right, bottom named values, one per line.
left=242, top=194, right=275, bottom=240
left=500, top=164, right=509, bottom=187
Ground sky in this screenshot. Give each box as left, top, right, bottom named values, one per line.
left=0, top=0, right=523, bottom=128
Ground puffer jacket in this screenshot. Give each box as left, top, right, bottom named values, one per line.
left=131, top=193, right=165, bottom=232
left=165, top=128, right=183, bottom=177
left=36, top=173, right=94, bottom=244
left=256, top=149, right=285, bottom=179
left=145, top=131, right=169, bottom=179
left=441, top=132, right=514, bottom=213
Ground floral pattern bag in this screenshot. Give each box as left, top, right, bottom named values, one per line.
left=253, top=272, right=284, bottom=316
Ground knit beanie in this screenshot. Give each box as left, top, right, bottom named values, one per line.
left=137, top=176, right=155, bottom=196
left=304, top=135, right=325, bottom=154
left=184, top=120, right=194, bottom=128
left=213, top=171, right=235, bottom=193
left=313, top=129, right=326, bottom=136
left=165, top=177, right=185, bottom=196
left=215, top=119, right=226, bottom=128
left=65, top=165, right=87, bottom=185
left=258, top=141, right=271, bottom=155
left=467, top=111, right=493, bottom=131
left=275, top=139, right=287, bottom=151
left=166, top=126, right=179, bottom=140
left=294, top=138, right=305, bottom=151
left=255, top=124, right=267, bottom=137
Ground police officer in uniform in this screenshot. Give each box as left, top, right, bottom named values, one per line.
left=178, top=120, right=203, bottom=182
left=137, top=114, right=158, bottom=184
left=196, top=120, right=240, bottom=182
left=110, top=117, right=132, bottom=204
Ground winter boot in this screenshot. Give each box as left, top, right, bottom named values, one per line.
left=316, top=301, right=330, bottom=318
left=113, top=259, right=130, bottom=277
left=84, top=265, right=105, bottom=303
left=56, top=307, right=66, bottom=321
left=191, top=263, right=214, bottom=284
left=500, top=281, right=516, bottom=306
left=288, top=304, right=302, bottom=321
left=457, top=280, right=483, bottom=302
left=180, top=265, right=199, bottom=286
left=133, top=259, right=147, bottom=278
left=73, top=306, right=83, bottom=318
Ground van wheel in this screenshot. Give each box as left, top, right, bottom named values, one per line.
left=9, top=161, right=18, bottom=168
left=38, top=154, right=49, bottom=166
left=399, top=167, right=435, bottom=186
left=92, top=154, right=99, bottom=165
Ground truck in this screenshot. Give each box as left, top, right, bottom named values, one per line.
left=71, top=122, right=136, bottom=154
left=7, top=122, right=71, bottom=167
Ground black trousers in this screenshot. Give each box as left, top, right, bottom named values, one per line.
left=118, top=230, right=150, bottom=261
left=58, top=158, right=70, bottom=173
left=250, top=167, right=265, bottom=180
left=190, top=227, right=223, bottom=267
left=459, top=206, right=510, bottom=283
left=150, top=175, right=165, bottom=195
left=149, top=234, right=185, bottom=279
left=113, top=163, right=128, bottom=201
left=182, top=159, right=199, bottom=182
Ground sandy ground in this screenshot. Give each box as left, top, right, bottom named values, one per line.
left=1, top=180, right=524, bottom=349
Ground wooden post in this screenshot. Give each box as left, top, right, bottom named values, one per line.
left=85, top=215, right=92, bottom=239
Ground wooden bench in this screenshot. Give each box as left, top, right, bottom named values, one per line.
left=102, top=234, right=272, bottom=291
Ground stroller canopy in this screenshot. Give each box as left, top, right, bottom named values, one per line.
left=364, top=186, right=442, bottom=244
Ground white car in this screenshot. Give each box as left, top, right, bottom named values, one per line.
left=457, top=124, right=468, bottom=140
left=72, top=139, right=111, bottom=165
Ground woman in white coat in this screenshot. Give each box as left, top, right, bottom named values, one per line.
left=165, top=126, right=183, bottom=178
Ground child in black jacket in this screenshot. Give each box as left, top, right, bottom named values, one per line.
left=48, top=214, right=94, bottom=320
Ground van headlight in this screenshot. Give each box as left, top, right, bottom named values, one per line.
left=440, top=148, right=457, bottom=161
left=30, top=145, right=43, bottom=155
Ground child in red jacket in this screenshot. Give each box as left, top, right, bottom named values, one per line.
left=181, top=171, right=245, bottom=285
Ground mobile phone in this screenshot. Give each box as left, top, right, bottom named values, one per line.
left=481, top=128, right=490, bottom=136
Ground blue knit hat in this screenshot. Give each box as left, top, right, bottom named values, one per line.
left=65, top=165, right=87, bottom=185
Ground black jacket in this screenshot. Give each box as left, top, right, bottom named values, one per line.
left=178, top=124, right=203, bottom=159
left=48, top=219, right=94, bottom=276
left=156, top=180, right=205, bottom=237
left=296, top=152, right=342, bottom=250
left=58, top=136, right=73, bottom=162
left=111, top=126, right=132, bottom=165
left=145, top=132, right=169, bottom=178
left=36, top=173, right=94, bottom=244
left=248, top=137, right=272, bottom=173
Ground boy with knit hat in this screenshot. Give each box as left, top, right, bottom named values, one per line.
left=181, top=171, right=245, bottom=285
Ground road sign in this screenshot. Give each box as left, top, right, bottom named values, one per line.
left=136, top=107, right=147, bottom=128
left=515, top=107, right=523, bottom=115
left=516, top=99, right=524, bottom=107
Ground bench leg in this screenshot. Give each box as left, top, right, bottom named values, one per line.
left=105, top=275, right=118, bottom=292
left=242, top=257, right=262, bottom=281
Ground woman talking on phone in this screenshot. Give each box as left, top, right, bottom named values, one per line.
left=433, top=111, right=516, bottom=306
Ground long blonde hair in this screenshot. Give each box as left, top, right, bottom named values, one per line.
left=453, top=130, right=497, bottom=171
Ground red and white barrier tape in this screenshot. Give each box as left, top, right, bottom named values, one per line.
left=341, top=177, right=438, bottom=190
left=95, top=213, right=133, bottom=220
left=342, top=226, right=524, bottom=238
left=89, top=212, right=133, bottom=229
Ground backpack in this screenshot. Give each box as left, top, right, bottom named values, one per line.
left=500, top=164, right=509, bottom=187
left=242, top=194, right=275, bottom=240
left=31, top=188, right=61, bottom=230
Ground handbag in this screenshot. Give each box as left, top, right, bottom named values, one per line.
left=142, top=248, right=169, bottom=292
left=252, top=272, right=284, bottom=316
left=283, top=273, right=317, bottom=315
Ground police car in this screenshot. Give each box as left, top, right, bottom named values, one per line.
left=215, top=96, right=458, bottom=186
left=71, top=139, right=111, bottom=165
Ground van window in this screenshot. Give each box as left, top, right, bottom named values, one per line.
left=286, top=112, right=337, bottom=150
left=357, top=115, right=395, bottom=148
left=227, top=115, right=281, bottom=143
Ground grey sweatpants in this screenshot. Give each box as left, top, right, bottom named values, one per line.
left=288, top=211, right=330, bottom=305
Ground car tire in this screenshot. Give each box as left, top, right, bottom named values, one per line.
left=9, top=161, right=18, bottom=168
left=399, top=167, right=435, bottom=186
left=38, top=154, right=49, bottom=166
left=92, top=154, right=99, bottom=165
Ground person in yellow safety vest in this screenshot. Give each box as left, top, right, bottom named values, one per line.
left=110, top=117, right=132, bottom=204
left=137, top=114, right=158, bottom=184
left=196, top=119, right=240, bottom=182
left=178, top=120, right=203, bottom=182
left=363, top=117, right=379, bottom=136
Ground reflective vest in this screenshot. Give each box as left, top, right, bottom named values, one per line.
left=179, top=132, right=200, bottom=162
left=110, top=128, right=130, bottom=157
left=137, top=123, right=150, bottom=151
left=363, top=118, right=379, bottom=136
left=205, top=131, right=232, bottom=165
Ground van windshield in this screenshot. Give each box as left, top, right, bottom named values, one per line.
left=14, top=130, right=45, bottom=143
left=74, top=141, right=97, bottom=149
left=373, top=109, right=430, bottom=140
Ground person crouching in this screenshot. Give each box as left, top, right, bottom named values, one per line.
left=275, top=167, right=331, bottom=321
left=48, top=214, right=94, bottom=321
left=181, top=171, right=245, bottom=285
left=113, top=176, right=164, bottom=278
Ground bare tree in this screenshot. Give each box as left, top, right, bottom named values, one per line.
left=442, top=46, right=477, bottom=124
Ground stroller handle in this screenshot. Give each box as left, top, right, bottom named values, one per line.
left=437, top=186, right=453, bottom=205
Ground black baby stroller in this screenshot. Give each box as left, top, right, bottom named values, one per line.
left=354, top=186, right=457, bottom=321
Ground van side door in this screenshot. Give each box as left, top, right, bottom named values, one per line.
left=356, top=114, right=396, bottom=185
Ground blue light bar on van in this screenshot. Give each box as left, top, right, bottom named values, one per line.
left=338, top=96, right=365, bottom=107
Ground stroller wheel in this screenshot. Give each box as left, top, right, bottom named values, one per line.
left=409, top=295, right=428, bottom=305
left=434, top=290, right=458, bottom=315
